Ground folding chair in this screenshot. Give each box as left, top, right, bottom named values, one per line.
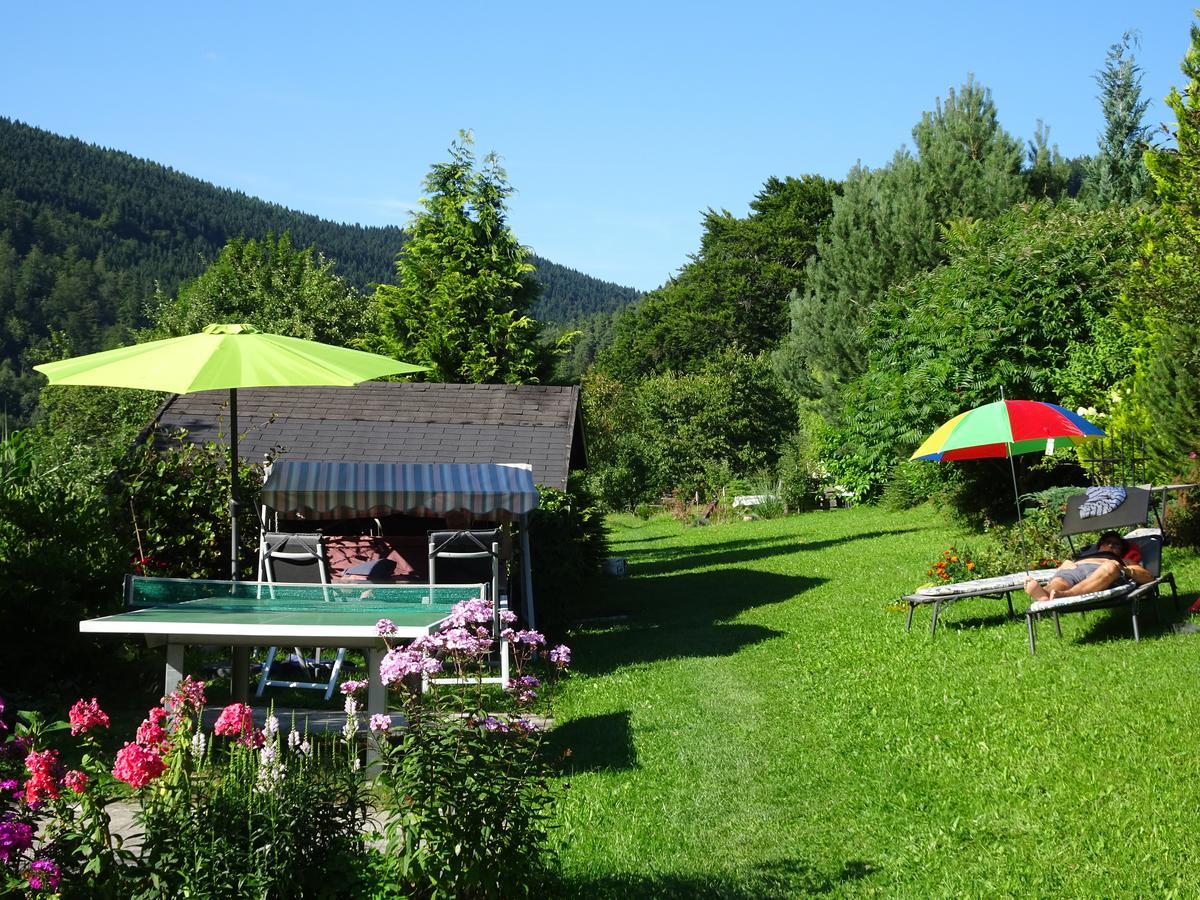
left=1024, top=488, right=1180, bottom=653
left=255, top=532, right=349, bottom=700
left=428, top=528, right=510, bottom=685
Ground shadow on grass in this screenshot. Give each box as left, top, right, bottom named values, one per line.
left=1065, top=589, right=1196, bottom=647
left=628, top=527, right=929, bottom=577
left=570, top=569, right=822, bottom=676
left=550, top=711, right=637, bottom=773
left=554, top=858, right=876, bottom=899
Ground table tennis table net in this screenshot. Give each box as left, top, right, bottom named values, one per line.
left=125, top=576, right=484, bottom=611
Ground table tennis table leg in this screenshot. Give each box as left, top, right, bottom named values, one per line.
left=366, top=646, right=386, bottom=771
left=232, top=647, right=250, bottom=704
left=164, top=643, right=185, bottom=700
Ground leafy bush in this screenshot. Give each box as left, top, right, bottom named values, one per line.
left=922, top=544, right=984, bottom=584
left=525, top=480, right=609, bottom=636
left=368, top=599, right=570, bottom=897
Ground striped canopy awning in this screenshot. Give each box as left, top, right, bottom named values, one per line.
left=261, top=461, right=540, bottom=520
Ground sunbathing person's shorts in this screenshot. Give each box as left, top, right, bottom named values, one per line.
left=1055, top=561, right=1104, bottom=587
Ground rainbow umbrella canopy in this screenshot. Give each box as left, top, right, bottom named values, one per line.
left=911, top=398, right=1106, bottom=571
left=911, top=399, right=1105, bottom=462
left=34, top=324, right=426, bottom=579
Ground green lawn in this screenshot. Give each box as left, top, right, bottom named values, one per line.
left=552, top=506, right=1200, bottom=898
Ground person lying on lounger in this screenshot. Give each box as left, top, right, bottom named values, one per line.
left=1023, top=531, right=1153, bottom=602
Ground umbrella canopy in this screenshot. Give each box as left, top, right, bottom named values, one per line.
left=911, top=400, right=1104, bottom=462
left=911, top=398, right=1106, bottom=572
left=34, top=324, right=425, bottom=579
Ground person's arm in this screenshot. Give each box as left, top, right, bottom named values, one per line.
left=1123, top=562, right=1154, bottom=585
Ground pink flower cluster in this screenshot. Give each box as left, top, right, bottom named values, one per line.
left=507, top=675, right=540, bottom=705
left=136, top=707, right=170, bottom=748
left=379, top=647, right=443, bottom=686
left=112, top=741, right=166, bottom=789
left=368, top=714, right=392, bottom=732
left=62, top=770, right=88, bottom=794
left=27, top=858, right=61, bottom=891
left=339, top=679, right=369, bottom=695
left=443, top=597, right=516, bottom=630
left=163, top=676, right=207, bottom=724
left=502, top=628, right=546, bottom=647
left=23, top=749, right=60, bottom=807
left=0, top=815, right=33, bottom=863
left=548, top=644, right=572, bottom=667
left=213, top=703, right=263, bottom=747
left=68, top=697, right=110, bottom=736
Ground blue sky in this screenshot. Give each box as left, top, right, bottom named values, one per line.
left=3, top=2, right=1196, bottom=291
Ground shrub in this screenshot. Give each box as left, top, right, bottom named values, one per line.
left=368, top=600, right=570, bottom=897
left=525, top=479, right=609, bottom=635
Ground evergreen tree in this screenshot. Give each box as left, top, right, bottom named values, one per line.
left=776, top=77, right=1027, bottom=407
left=1129, top=18, right=1200, bottom=470
left=368, top=132, right=555, bottom=384
left=1080, top=32, right=1153, bottom=206
left=596, top=174, right=837, bottom=382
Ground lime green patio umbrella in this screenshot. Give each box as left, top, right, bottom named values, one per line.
left=35, top=324, right=425, bottom=579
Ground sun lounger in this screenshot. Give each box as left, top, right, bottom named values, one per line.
left=1025, top=526, right=1178, bottom=653
left=903, top=569, right=1058, bottom=635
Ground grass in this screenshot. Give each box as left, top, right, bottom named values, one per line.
left=551, top=505, right=1200, bottom=898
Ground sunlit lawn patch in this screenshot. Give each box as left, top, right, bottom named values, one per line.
left=553, top=506, right=1200, bottom=897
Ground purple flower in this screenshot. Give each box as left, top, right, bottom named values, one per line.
left=549, top=644, right=572, bottom=667
left=339, top=679, right=368, bottom=696
left=368, top=714, right=392, bottom=732
left=376, top=619, right=398, bottom=636
left=0, top=816, right=34, bottom=863
left=477, top=716, right=509, bottom=733
left=444, top=598, right=495, bottom=629
left=512, top=629, right=545, bottom=647
left=27, top=858, right=61, bottom=891
left=379, top=647, right=442, bottom=686
left=0, top=778, right=19, bottom=797
left=506, top=675, right=540, bottom=704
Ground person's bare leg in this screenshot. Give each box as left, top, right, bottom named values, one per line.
left=1025, top=576, right=1069, bottom=601
left=1049, top=560, right=1120, bottom=599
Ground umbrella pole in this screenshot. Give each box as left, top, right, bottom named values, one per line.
left=1008, top=447, right=1030, bottom=574
left=230, top=388, right=240, bottom=582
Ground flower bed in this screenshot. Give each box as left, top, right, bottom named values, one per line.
left=1, top=597, right=571, bottom=898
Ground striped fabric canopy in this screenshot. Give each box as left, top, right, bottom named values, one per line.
left=261, top=461, right=540, bottom=520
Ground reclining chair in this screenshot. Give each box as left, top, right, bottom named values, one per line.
left=255, top=532, right=349, bottom=700
left=1024, top=487, right=1178, bottom=653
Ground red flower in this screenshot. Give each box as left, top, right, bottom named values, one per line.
left=68, top=698, right=110, bottom=736
left=213, top=703, right=255, bottom=738
left=112, top=742, right=166, bottom=788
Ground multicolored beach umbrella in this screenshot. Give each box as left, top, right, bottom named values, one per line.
left=911, top=398, right=1105, bottom=572
left=911, top=400, right=1105, bottom=462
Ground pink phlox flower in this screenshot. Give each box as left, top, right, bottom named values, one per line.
left=112, top=742, right=166, bottom=788
left=379, top=647, right=442, bottom=686
left=499, top=609, right=517, bottom=626
left=213, top=703, right=255, bottom=738
left=548, top=644, right=572, bottom=667
left=476, top=715, right=509, bottom=733
left=444, top=598, right=494, bottom=628
left=0, top=816, right=34, bottom=863
left=23, top=749, right=60, bottom=807
left=511, top=717, right=536, bottom=734
left=68, top=697, right=110, bottom=736
left=376, top=618, right=399, bottom=636
left=136, top=708, right=170, bottom=747
left=506, top=675, right=540, bottom=704
left=339, top=679, right=368, bottom=696
left=62, top=770, right=89, bottom=794
left=441, top=627, right=492, bottom=656
left=368, top=714, right=392, bottom=732
left=27, top=858, right=61, bottom=891
left=0, top=778, right=19, bottom=798
left=164, top=676, right=207, bottom=721
left=513, top=629, right=546, bottom=647
left=238, top=729, right=266, bottom=750
left=500, top=627, right=515, bottom=641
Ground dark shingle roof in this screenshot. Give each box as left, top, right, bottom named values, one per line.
left=152, top=383, right=585, bottom=491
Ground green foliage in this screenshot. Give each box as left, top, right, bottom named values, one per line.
left=598, top=175, right=837, bottom=382
left=149, top=233, right=371, bottom=344
left=1129, top=16, right=1200, bottom=477
left=777, top=77, right=1028, bottom=404
left=825, top=201, right=1139, bottom=500
left=527, top=481, right=611, bottom=635
left=1078, top=32, right=1153, bottom=207
left=585, top=350, right=796, bottom=508
left=368, top=132, right=558, bottom=384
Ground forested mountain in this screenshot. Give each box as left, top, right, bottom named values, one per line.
left=0, top=116, right=638, bottom=420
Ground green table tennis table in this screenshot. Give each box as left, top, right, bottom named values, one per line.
left=80, top=576, right=484, bottom=718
